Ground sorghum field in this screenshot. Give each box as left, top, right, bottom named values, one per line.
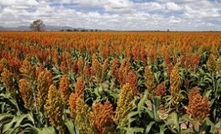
left=0, top=31, right=221, bottom=134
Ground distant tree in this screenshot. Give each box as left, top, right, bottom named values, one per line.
left=66, top=29, right=72, bottom=32
left=30, top=19, right=45, bottom=32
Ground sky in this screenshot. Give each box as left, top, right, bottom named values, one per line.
left=0, top=0, right=221, bottom=31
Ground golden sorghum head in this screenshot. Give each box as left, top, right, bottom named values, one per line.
left=0, top=58, right=8, bottom=73
left=117, top=59, right=131, bottom=85
left=36, top=70, right=52, bottom=108
left=115, top=83, right=134, bottom=128
left=210, top=44, right=218, bottom=56
left=110, top=58, right=119, bottom=79
left=207, top=53, right=216, bottom=73
left=19, top=58, right=35, bottom=84
left=90, top=100, right=115, bottom=134
left=169, top=64, right=182, bottom=105
left=83, top=65, right=91, bottom=82
left=216, top=57, right=221, bottom=73
left=45, top=84, right=64, bottom=133
left=144, top=66, right=156, bottom=96
left=187, top=87, right=210, bottom=121
left=74, top=77, right=85, bottom=96
left=59, top=75, right=70, bottom=104
left=77, top=57, right=85, bottom=75
left=101, top=58, right=109, bottom=81
left=18, top=79, right=33, bottom=110
left=68, top=93, right=79, bottom=118
left=1, top=68, right=16, bottom=96
left=51, top=48, right=59, bottom=65
left=155, top=82, right=166, bottom=97
left=126, top=70, right=138, bottom=94
left=75, top=97, right=94, bottom=134
left=62, top=51, right=72, bottom=70
left=92, top=54, right=102, bottom=82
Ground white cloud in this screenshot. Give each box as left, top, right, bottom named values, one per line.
left=0, top=0, right=220, bottom=31
left=166, top=2, right=182, bottom=11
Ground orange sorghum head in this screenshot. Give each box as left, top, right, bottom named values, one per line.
left=90, top=100, right=114, bottom=134
left=187, top=87, right=210, bottom=121
left=74, top=77, right=85, bottom=96
left=126, top=70, right=138, bottom=94
left=155, top=82, right=166, bottom=97
left=59, top=75, right=70, bottom=104
left=68, top=93, right=79, bottom=118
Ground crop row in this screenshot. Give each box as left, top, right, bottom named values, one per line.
left=0, top=32, right=221, bottom=134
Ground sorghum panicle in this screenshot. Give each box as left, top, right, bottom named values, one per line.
left=83, top=65, right=91, bottom=82
left=187, top=87, right=210, bottom=121
left=36, top=70, right=53, bottom=108
left=92, top=54, right=102, bottom=82
left=115, top=83, right=134, bottom=128
left=207, top=53, right=216, bottom=73
left=169, top=64, right=182, bottom=105
left=0, top=58, right=8, bottom=73
left=74, top=77, right=85, bottom=95
left=68, top=93, right=79, bottom=117
left=77, top=57, right=85, bottom=75
left=59, top=75, right=70, bottom=104
left=101, top=58, right=109, bottom=81
left=117, top=59, right=131, bottom=85
left=1, top=68, right=16, bottom=96
left=144, top=66, right=156, bottom=96
left=45, top=84, right=64, bottom=133
left=75, top=97, right=94, bottom=134
left=110, top=58, right=119, bottom=79
left=18, top=79, right=33, bottom=110
left=20, top=58, right=35, bottom=84
left=90, top=100, right=114, bottom=134
left=126, top=70, right=138, bottom=94
left=155, top=82, right=166, bottom=97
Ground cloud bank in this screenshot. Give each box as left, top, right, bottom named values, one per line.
left=0, top=0, right=221, bottom=31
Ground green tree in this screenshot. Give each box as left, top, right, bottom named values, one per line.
left=30, top=19, right=45, bottom=32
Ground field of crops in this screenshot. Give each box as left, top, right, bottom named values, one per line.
left=0, top=31, right=221, bottom=134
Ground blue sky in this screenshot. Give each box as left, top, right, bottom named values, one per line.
left=0, top=0, right=221, bottom=31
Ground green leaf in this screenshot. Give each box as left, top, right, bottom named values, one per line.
left=205, top=118, right=215, bottom=131
left=145, top=121, right=155, bottom=133
left=144, top=107, right=154, bottom=119
left=38, top=127, right=56, bottom=134
left=166, top=112, right=180, bottom=134
left=0, top=113, right=13, bottom=121
left=137, top=90, right=148, bottom=116
left=124, top=127, right=144, bottom=134
left=1, top=114, right=36, bottom=134
left=159, top=124, right=167, bottom=134
left=204, top=89, right=212, bottom=98
left=127, top=111, right=139, bottom=124
left=65, top=120, right=79, bottom=134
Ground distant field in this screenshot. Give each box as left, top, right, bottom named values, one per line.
left=0, top=31, right=221, bottom=133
